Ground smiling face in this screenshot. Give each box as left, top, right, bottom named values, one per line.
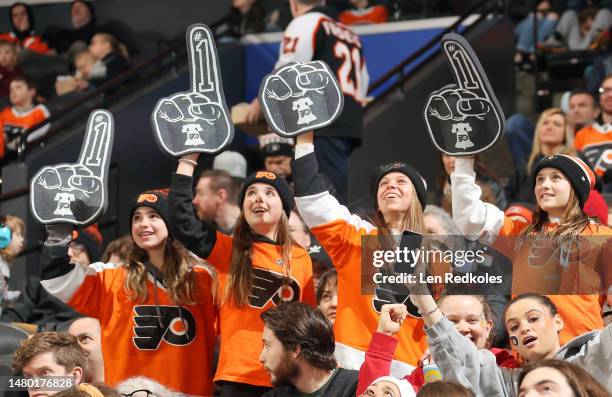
left=505, top=298, right=563, bottom=362
left=439, top=295, right=492, bottom=349
left=519, top=367, right=576, bottom=397
left=131, top=207, right=168, bottom=252
left=538, top=114, right=566, bottom=147
left=376, top=172, right=414, bottom=219
left=359, top=380, right=401, bottom=397
left=534, top=167, right=572, bottom=219
left=242, top=182, right=284, bottom=238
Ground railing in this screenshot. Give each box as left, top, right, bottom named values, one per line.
left=365, top=0, right=505, bottom=108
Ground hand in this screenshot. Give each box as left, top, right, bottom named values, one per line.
left=264, top=63, right=330, bottom=101
left=423, top=33, right=504, bottom=155
left=152, top=24, right=233, bottom=156
left=377, top=304, right=408, bottom=336
left=246, top=98, right=263, bottom=125
left=30, top=110, right=114, bottom=226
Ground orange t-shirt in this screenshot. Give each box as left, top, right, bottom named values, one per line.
left=0, top=32, right=50, bottom=54
left=68, top=266, right=217, bottom=396
left=206, top=232, right=316, bottom=387
left=495, top=217, right=611, bottom=344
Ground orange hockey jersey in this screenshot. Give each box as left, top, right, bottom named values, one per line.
left=339, top=5, right=388, bottom=25
left=0, top=104, right=50, bottom=155
left=0, top=32, right=50, bottom=54
left=574, top=123, right=612, bottom=177
left=42, top=262, right=217, bottom=396
left=168, top=173, right=316, bottom=387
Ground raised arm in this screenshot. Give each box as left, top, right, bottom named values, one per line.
left=451, top=158, right=505, bottom=244
left=168, top=153, right=218, bottom=259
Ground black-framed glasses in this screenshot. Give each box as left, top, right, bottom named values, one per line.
left=121, top=390, right=154, bottom=397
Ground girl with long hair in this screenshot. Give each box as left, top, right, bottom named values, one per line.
left=290, top=131, right=431, bottom=375
left=168, top=153, right=315, bottom=397
left=453, top=153, right=611, bottom=344
left=408, top=291, right=612, bottom=396
left=41, top=189, right=217, bottom=396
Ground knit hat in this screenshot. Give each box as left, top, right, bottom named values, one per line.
left=72, top=224, right=102, bottom=262
left=214, top=150, right=247, bottom=179
left=373, top=162, right=428, bottom=209
left=533, top=154, right=595, bottom=208
left=238, top=171, right=294, bottom=217
left=371, top=377, right=416, bottom=397
left=129, top=189, right=170, bottom=235
left=259, top=133, right=294, bottom=159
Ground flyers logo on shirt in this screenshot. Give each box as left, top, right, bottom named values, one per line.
left=132, top=306, right=196, bottom=350
left=249, top=268, right=301, bottom=309
left=583, top=142, right=612, bottom=175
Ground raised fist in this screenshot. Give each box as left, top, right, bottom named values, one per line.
left=152, top=24, right=233, bottom=156
left=424, top=33, right=505, bottom=156
left=259, top=61, right=344, bottom=137
left=30, top=110, right=114, bottom=226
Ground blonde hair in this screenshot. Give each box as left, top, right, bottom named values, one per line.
left=0, top=215, right=25, bottom=262
left=526, top=108, right=575, bottom=173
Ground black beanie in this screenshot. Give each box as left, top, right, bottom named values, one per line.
left=261, top=142, right=294, bottom=159
left=73, top=229, right=101, bottom=262
left=373, top=162, right=428, bottom=209
left=533, top=154, right=595, bottom=208
left=238, top=171, right=294, bottom=217
left=129, top=189, right=171, bottom=235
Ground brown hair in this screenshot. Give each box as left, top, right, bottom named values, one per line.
left=316, top=269, right=337, bottom=305
left=12, top=332, right=86, bottom=375
left=0, top=214, right=25, bottom=262
left=518, top=359, right=610, bottom=397
left=100, top=235, right=131, bottom=264
left=199, top=169, right=239, bottom=205
left=54, top=383, right=119, bottom=397
left=92, top=32, right=129, bottom=60
left=224, top=212, right=293, bottom=306
left=123, top=238, right=203, bottom=305
left=503, top=293, right=559, bottom=324
left=261, top=302, right=336, bottom=371
left=526, top=108, right=575, bottom=173
left=417, top=381, right=475, bottom=396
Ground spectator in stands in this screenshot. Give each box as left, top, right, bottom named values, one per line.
left=55, top=50, right=106, bottom=96
left=170, top=154, right=315, bottom=397
left=292, top=131, right=430, bottom=371
left=0, top=40, right=22, bottom=98
left=12, top=332, right=85, bottom=395
left=51, top=0, right=99, bottom=55
left=100, top=235, right=131, bottom=266
left=87, top=32, right=129, bottom=87
left=417, top=382, right=474, bottom=397
left=453, top=153, right=612, bottom=344
left=213, top=150, right=248, bottom=181
left=288, top=210, right=311, bottom=250
left=192, top=169, right=241, bottom=234
left=410, top=289, right=612, bottom=395
left=260, top=134, right=294, bottom=184
left=339, top=0, right=388, bottom=25
left=68, top=317, right=104, bottom=383
left=54, top=384, right=119, bottom=397
left=116, top=377, right=184, bottom=397
left=260, top=302, right=358, bottom=396
left=308, top=243, right=333, bottom=290
left=575, top=75, right=612, bottom=188
left=0, top=214, right=25, bottom=316
left=567, top=89, right=600, bottom=132
left=316, top=269, right=337, bottom=325
left=40, top=189, right=218, bottom=396
left=214, top=0, right=267, bottom=40
left=0, top=3, right=50, bottom=54
left=507, top=108, right=574, bottom=203
left=518, top=359, right=610, bottom=397
left=0, top=76, right=50, bottom=155
left=514, top=1, right=559, bottom=69
left=544, top=6, right=612, bottom=50
left=436, top=153, right=507, bottom=214
left=69, top=225, right=102, bottom=266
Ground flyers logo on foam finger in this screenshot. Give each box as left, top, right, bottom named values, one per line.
left=249, top=268, right=301, bottom=309
left=137, top=194, right=158, bottom=203
left=372, top=287, right=421, bottom=319
left=132, top=306, right=197, bottom=350
left=255, top=171, right=277, bottom=180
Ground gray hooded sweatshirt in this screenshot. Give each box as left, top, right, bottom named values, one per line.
left=426, top=317, right=612, bottom=397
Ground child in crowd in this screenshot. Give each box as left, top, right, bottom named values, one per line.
left=0, top=2, right=50, bottom=54
left=316, top=268, right=337, bottom=325
left=56, top=50, right=106, bottom=95
left=169, top=153, right=315, bottom=397
left=0, top=214, right=25, bottom=316
left=41, top=189, right=217, bottom=396
left=87, top=32, right=129, bottom=87
left=0, top=76, right=49, bottom=156
left=0, top=40, right=22, bottom=97
left=453, top=153, right=611, bottom=344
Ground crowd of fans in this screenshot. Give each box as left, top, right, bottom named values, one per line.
left=0, top=0, right=611, bottom=397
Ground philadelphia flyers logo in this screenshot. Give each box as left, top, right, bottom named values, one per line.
left=372, top=287, right=421, bottom=319
left=255, top=171, right=277, bottom=180
left=249, top=268, right=301, bottom=309
left=132, top=306, right=196, bottom=350
left=137, top=194, right=158, bottom=203
left=583, top=142, right=612, bottom=174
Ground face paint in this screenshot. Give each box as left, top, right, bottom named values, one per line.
left=510, top=336, right=518, bottom=347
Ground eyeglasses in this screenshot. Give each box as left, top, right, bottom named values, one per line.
left=598, top=87, right=612, bottom=95
left=121, top=390, right=155, bottom=397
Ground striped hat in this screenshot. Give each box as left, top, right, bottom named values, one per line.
left=533, top=154, right=595, bottom=208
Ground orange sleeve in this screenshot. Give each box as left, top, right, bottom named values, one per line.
left=574, top=128, right=586, bottom=151
left=374, top=6, right=388, bottom=23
